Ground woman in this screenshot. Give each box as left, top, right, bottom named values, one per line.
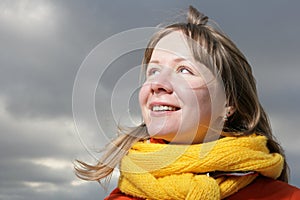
left=75, top=6, right=300, bottom=199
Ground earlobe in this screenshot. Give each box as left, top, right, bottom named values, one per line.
left=226, top=106, right=236, bottom=118
left=223, top=106, right=236, bottom=121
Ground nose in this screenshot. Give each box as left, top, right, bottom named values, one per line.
left=150, top=73, right=173, bottom=94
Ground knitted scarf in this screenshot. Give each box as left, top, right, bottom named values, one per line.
left=118, top=135, right=284, bottom=200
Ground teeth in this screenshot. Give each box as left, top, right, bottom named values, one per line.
left=152, top=105, right=177, bottom=111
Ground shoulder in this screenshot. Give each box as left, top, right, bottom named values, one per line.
left=104, top=188, right=144, bottom=200
left=106, top=178, right=300, bottom=200
left=227, top=176, right=300, bottom=200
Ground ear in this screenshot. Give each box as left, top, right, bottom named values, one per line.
left=225, top=106, right=236, bottom=118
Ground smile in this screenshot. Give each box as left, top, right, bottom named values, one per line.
left=151, top=105, right=180, bottom=112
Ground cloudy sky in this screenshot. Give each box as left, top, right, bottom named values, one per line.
left=0, top=0, right=299, bottom=199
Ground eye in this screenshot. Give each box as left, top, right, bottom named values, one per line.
left=177, top=66, right=194, bottom=75
left=146, top=66, right=160, bottom=77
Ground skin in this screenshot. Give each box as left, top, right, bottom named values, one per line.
left=139, top=31, right=223, bottom=144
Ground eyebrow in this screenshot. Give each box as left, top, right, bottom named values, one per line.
left=149, top=57, right=189, bottom=64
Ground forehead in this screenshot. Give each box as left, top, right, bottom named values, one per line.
left=151, top=31, right=193, bottom=60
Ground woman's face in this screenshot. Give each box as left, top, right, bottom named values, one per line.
left=139, top=31, right=222, bottom=144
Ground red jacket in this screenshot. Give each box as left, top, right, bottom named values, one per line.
left=105, top=176, right=300, bottom=200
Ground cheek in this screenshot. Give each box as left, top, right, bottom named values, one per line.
left=180, top=86, right=212, bottom=116
left=197, top=88, right=211, bottom=105
left=195, top=89, right=212, bottom=118
left=138, top=83, right=150, bottom=111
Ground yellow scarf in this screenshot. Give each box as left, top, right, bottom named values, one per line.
left=118, top=135, right=283, bottom=200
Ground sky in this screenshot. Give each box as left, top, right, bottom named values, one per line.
left=0, top=0, right=299, bottom=199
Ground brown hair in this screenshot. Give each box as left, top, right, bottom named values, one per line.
left=75, top=5, right=289, bottom=182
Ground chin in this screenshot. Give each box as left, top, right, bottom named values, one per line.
left=147, top=129, right=176, bottom=141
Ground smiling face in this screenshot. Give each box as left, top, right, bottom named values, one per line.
left=139, top=31, right=221, bottom=144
